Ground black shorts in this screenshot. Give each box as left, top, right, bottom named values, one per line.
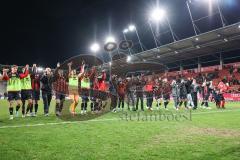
left=21, top=90, right=32, bottom=100
left=163, top=94, right=170, bottom=101
left=81, top=88, right=90, bottom=97
left=8, top=91, right=21, bottom=101
left=32, top=90, right=40, bottom=101
left=179, top=94, right=187, bottom=99
left=99, top=91, right=108, bottom=101
left=55, top=93, right=65, bottom=100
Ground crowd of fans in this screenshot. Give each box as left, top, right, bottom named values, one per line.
left=0, top=62, right=239, bottom=120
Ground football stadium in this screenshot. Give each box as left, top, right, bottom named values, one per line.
left=0, top=0, right=240, bottom=160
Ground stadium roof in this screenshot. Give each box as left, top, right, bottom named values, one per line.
left=110, top=22, right=240, bottom=75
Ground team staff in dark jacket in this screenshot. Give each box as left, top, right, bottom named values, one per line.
left=41, top=67, right=54, bottom=116
left=134, top=74, right=145, bottom=111
left=191, top=79, right=200, bottom=109
left=179, top=79, right=189, bottom=109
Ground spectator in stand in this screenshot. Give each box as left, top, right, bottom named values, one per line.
left=229, top=66, right=234, bottom=75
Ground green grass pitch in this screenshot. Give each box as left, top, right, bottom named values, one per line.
left=0, top=99, right=240, bottom=160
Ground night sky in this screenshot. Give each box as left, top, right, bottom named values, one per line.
left=0, top=0, right=239, bottom=67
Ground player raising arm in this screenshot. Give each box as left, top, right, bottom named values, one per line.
left=2, top=65, right=29, bottom=120
left=68, top=61, right=84, bottom=115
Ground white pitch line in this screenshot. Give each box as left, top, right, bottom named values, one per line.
left=0, top=109, right=240, bottom=129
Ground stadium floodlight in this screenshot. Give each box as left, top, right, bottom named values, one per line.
left=126, top=55, right=131, bottom=62
left=90, top=43, right=100, bottom=53
left=105, top=36, right=116, bottom=44
left=149, top=8, right=176, bottom=42
left=123, top=24, right=144, bottom=52
left=128, top=25, right=136, bottom=31
left=149, top=8, right=166, bottom=22
left=123, top=29, right=129, bottom=33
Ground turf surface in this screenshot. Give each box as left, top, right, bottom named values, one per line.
left=0, top=99, right=240, bottom=160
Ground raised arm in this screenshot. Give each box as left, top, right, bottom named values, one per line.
left=68, top=62, right=72, bottom=77
left=89, top=66, right=96, bottom=79
left=19, top=65, right=29, bottom=79
left=78, top=61, right=85, bottom=78
left=2, top=69, right=10, bottom=81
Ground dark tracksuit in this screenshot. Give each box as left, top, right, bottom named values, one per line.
left=135, top=78, right=145, bottom=111
left=41, top=74, right=54, bottom=114
left=126, top=80, right=135, bottom=110
left=191, top=84, right=200, bottom=109
left=171, top=82, right=180, bottom=108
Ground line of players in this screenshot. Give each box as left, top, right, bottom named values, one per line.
left=0, top=63, right=227, bottom=119
left=112, top=75, right=226, bottom=111
left=0, top=62, right=108, bottom=120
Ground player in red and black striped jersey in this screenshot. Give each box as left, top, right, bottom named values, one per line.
left=53, top=62, right=68, bottom=116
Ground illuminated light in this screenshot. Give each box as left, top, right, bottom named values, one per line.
left=196, top=45, right=200, bottom=49
left=109, top=62, right=112, bottom=66
left=127, top=56, right=131, bottom=62
left=238, top=25, right=240, bottom=29
left=90, top=43, right=100, bottom=53
left=123, top=29, right=129, bottom=33
left=105, top=36, right=116, bottom=43
left=195, top=37, right=199, bottom=41
left=157, top=55, right=161, bottom=58
left=37, top=67, right=43, bottom=72
left=150, top=8, right=166, bottom=22
left=175, top=51, right=179, bottom=54
left=128, top=25, right=136, bottom=31
left=224, top=38, right=228, bottom=42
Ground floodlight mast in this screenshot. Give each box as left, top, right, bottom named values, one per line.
left=186, top=0, right=198, bottom=36
left=123, top=25, right=144, bottom=52
left=149, top=8, right=177, bottom=44
left=122, top=30, right=132, bottom=56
